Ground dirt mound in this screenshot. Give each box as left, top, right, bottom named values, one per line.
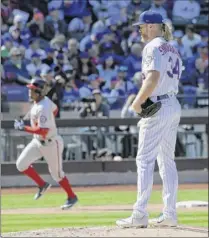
left=3, top=226, right=208, bottom=237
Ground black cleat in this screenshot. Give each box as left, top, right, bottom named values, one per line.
left=34, top=182, right=51, bottom=200
left=61, top=196, right=78, bottom=210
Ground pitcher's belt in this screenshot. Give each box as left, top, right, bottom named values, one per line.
left=157, top=94, right=169, bottom=100
left=155, top=93, right=176, bottom=101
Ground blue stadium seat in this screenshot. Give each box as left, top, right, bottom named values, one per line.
left=2, top=84, right=29, bottom=102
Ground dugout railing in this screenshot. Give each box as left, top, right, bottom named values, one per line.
left=1, top=116, right=208, bottom=162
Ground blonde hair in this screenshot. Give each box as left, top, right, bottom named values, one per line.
left=160, top=19, right=173, bottom=41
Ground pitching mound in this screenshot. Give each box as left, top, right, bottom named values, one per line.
left=3, top=226, right=208, bottom=237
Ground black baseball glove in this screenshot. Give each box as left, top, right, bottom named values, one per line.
left=138, top=98, right=162, bottom=118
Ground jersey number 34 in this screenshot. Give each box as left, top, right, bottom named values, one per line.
left=167, top=57, right=180, bottom=80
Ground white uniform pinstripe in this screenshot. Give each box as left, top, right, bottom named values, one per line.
left=133, top=37, right=183, bottom=220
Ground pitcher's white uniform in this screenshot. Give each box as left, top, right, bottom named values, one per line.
left=16, top=96, right=65, bottom=182
left=133, top=37, right=183, bottom=220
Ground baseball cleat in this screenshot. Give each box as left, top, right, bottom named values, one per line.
left=116, top=215, right=148, bottom=228
left=149, top=214, right=177, bottom=227
left=61, top=196, right=78, bottom=210
left=34, top=182, right=51, bottom=200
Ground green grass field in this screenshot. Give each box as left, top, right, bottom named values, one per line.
left=2, top=189, right=208, bottom=233
left=2, top=189, right=208, bottom=209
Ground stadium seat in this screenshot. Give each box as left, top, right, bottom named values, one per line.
left=2, top=84, right=29, bottom=102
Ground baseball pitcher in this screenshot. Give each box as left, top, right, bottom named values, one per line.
left=14, top=78, right=78, bottom=210
left=116, top=11, right=183, bottom=228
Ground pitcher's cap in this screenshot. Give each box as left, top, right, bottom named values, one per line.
left=133, top=11, right=163, bottom=26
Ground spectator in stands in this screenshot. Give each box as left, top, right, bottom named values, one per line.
left=62, top=77, right=80, bottom=109
left=67, top=38, right=80, bottom=69
left=183, top=41, right=208, bottom=78
left=103, top=65, right=135, bottom=109
left=181, top=55, right=208, bottom=108
left=124, top=43, right=143, bottom=78
left=8, top=0, right=48, bottom=18
left=28, top=9, right=45, bottom=37
left=13, top=14, right=30, bottom=41
left=105, top=22, right=125, bottom=56
left=96, top=55, right=118, bottom=89
left=148, top=0, right=168, bottom=19
left=196, top=42, right=208, bottom=67
left=47, top=0, right=64, bottom=20
left=106, top=17, right=122, bottom=42
left=99, top=38, right=113, bottom=55
left=182, top=25, right=201, bottom=58
left=64, top=0, right=88, bottom=20
left=191, top=58, right=208, bottom=91
left=92, top=89, right=110, bottom=117
left=181, top=56, right=208, bottom=89
left=91, top=17, right=106, bottom=35
left=44, top=5, right=67, bottom=41
left=113, top=65, right=135, bottom=93
left=28, top=24, right=49, bottom=49
left=25, top=38, right=46, bottom=60
left=79, top=33, right=94, bottom=53
left=53, top=52, right=68, bottom=74
left=3, top=47, right=30, bottom=85
left=129, top=71, right=143, bottom=95
left=68, top=10, right=92, bottom=40
left=89, top=0, right=110, bottom=19
left=50, top=34, right=66, bottom=52
left=1, top=0, right=12, bottom=29
left=8, top=25, right=28, bottom=49
left=170, top=30, right=188, bottom=61
left=98, top=29, right=124, bottom=57
left=172, top=0, right=201, bottom=22
left=62, top=81, right=79, bottom=105
left=1, top=35, right=13, bottom=61
left=26, top=52, right=49, bottom=77
left=76, top=52, right=98, bottom=87
left=127, top=0, right=150, bottom=18
left=85, top=41, right=100, bottom=65
left=200, top=30, right=208, bottom=43
left=1, top=15, right=9, bottom=35
left=42, top=47, right=55, bottom=68
left=79, top=73, right=100, bottom=99
left=120, top=28, right=132, bottom=56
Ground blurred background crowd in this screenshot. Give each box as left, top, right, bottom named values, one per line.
left=1, top=0, right=208, bottom=118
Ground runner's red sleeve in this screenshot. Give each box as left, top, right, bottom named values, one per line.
left=24, top=126, right=49, bottom=137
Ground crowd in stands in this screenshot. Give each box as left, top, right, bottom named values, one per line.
left=1, top=0, right=208, bottom=112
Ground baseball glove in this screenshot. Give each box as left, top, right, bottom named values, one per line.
left=138, top=98, right=162, bottom=118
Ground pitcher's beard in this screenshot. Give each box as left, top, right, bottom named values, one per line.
left=141, top=34, right=148, bottom=43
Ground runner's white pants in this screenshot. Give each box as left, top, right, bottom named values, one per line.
left=16, top=135, right=65, bottom=182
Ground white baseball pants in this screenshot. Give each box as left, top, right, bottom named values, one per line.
left=16, top=135, right=65, bottom=182
left=133, top=96, right=181, bottom=220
